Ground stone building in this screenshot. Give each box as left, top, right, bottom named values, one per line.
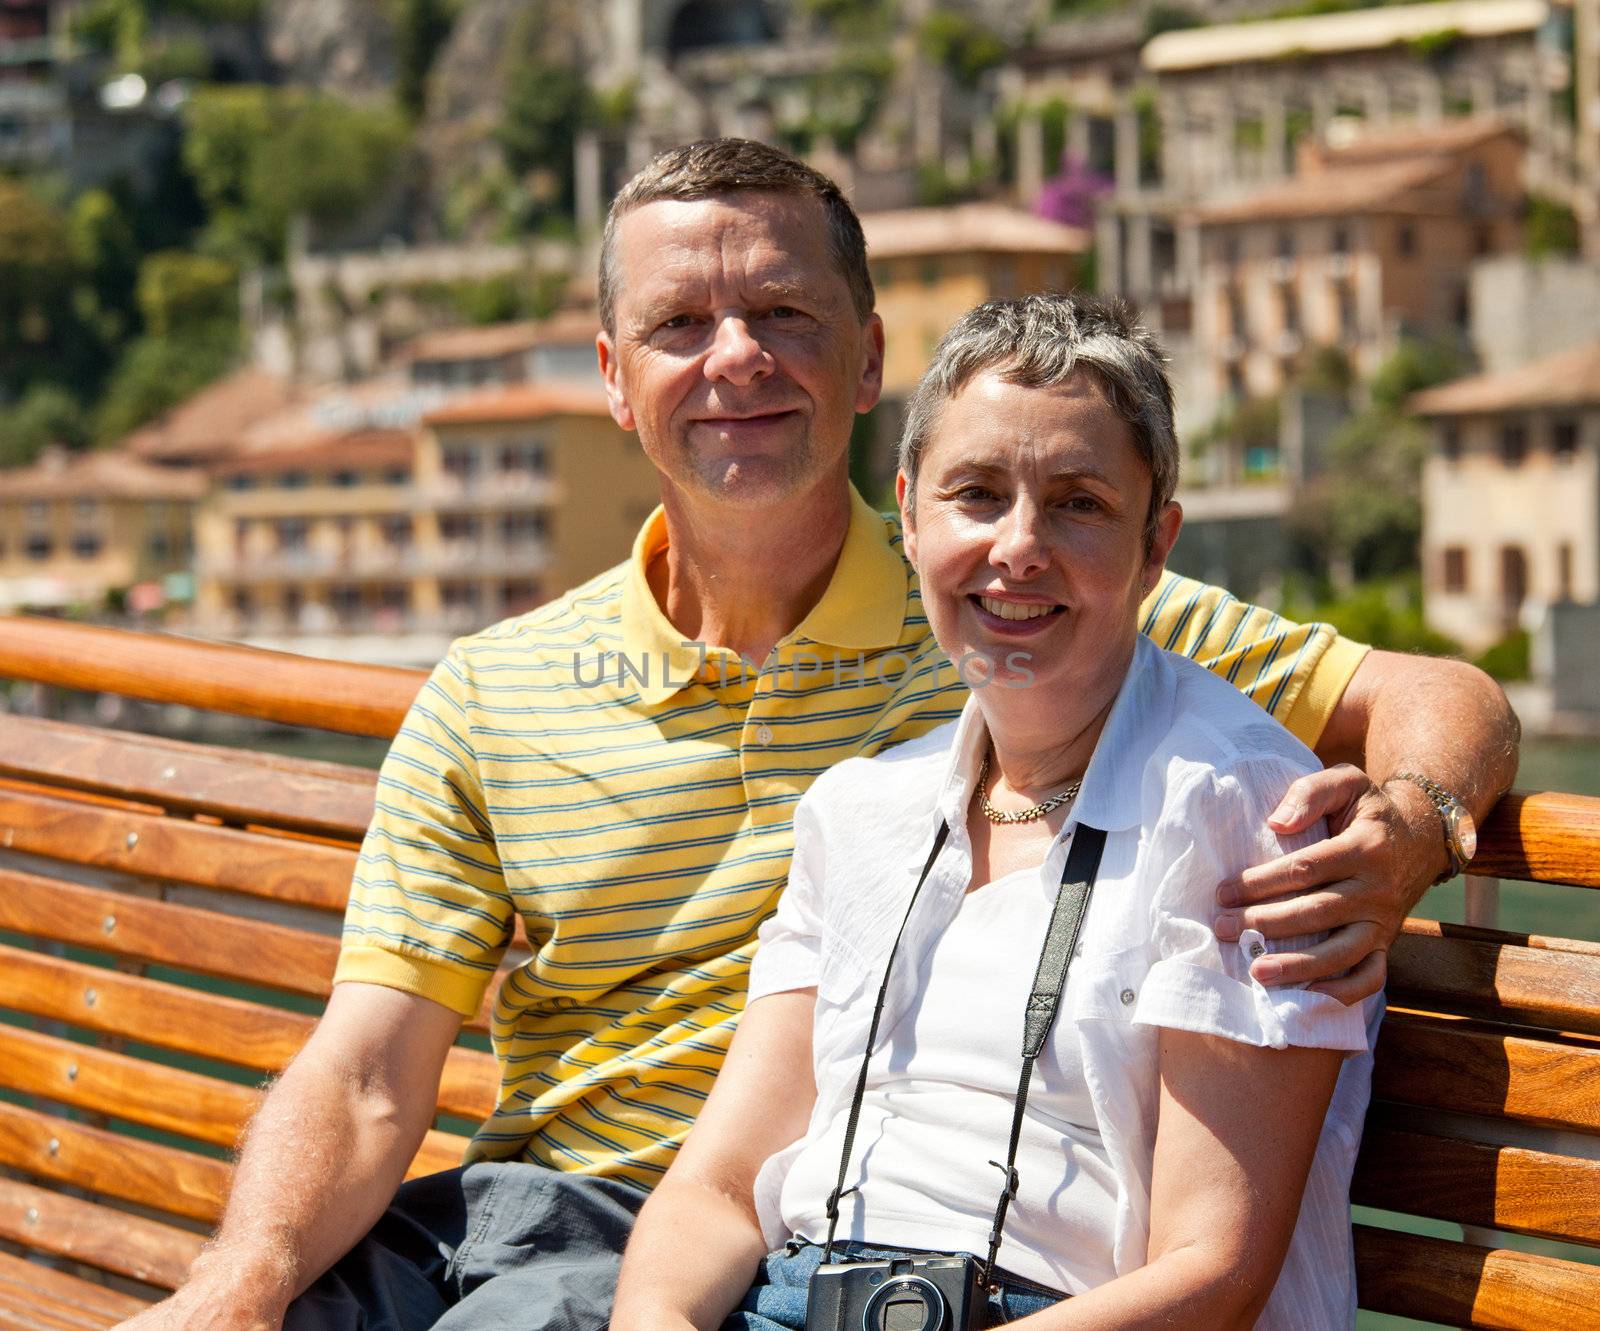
left=1189, top=119, right=1525, bottom=407
left=0, top=449, right=202, bottom=614
left=1411, top=339, right=1600, bottom=652
left=191, top=384, right=658, bottom=666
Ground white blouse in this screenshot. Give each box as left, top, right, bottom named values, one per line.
left=748, top=633, right=1382, bottom=1327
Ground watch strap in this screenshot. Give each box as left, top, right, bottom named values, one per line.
left=1391, top=770, right=1470, bottom=884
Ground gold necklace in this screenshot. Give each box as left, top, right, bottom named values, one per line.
left=976, top=752, right=1082, bottom=825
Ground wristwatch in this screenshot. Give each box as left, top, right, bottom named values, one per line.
left=1390, top=771, right=1478, bottom=884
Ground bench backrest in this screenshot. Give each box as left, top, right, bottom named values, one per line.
left=2, top=617, right=1599, bottom=1325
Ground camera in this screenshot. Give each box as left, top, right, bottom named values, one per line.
left=804, top=1254, right=984, bottom=1331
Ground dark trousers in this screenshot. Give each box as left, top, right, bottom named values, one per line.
left=283, top=1162, right=646, bottom=1331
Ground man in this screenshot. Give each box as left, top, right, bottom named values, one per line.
left=120, top=140, right=1517, bottom=1330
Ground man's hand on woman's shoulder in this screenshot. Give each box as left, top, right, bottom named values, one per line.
left=1212, top=762, right=1444, bottom=1006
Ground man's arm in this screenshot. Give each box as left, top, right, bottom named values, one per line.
left=116, top=982, right=461, bottom=1331
left=1215, top=649, right=1520, bottom=1003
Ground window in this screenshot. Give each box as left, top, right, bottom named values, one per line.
left=225, top=473, right=256, bottom=491
left=1475, top=224, right=1494, bottom=257
left=24, top=534, right=51, bottom=561
left=1281, top=286, right=1299, bottom=334
left=1396, top=223, right=1416, bottom=258
left=384, top=467, right=411, bottom=487
left=920, top=261, right=940, bottom=288
left=440, top=514, right=481, bottom=543
left=278, top=470, right=309, bottom=490
left=232, top=589, right=253, bottom=617
left=1440, top=424, right=1462, bottom=463
left=443, top=581, right=481, bottom=610
left=1337, top=282, right=1357, bottom=339
left=1222, top=234, right=1240, bottom=266
left=1500, top=545, right=1528, bottom=621
left=330, top=584, right=362, bottom=618
left=501, top=578, right=542, bottom=613
left=1499, top=423, right=1527, bottom=467
left=1331, top=225, right=1349, bottom=256
left=1226, top=287, right=1247, bottom=339
left=500, top=442, right=547, bottom=476
left=443, top=446, right=481, bottom=485
left=71, top=533, right=103, bottom=560
left=1557, top=542, right=1574, bottom=601
left=381, top=515, right=413, bottom=547
left=332, top=470, right=360, bottom=488
left=275, top=518, right=309, bottom=551
left=500, top=511, right=547, bottom=544
left=75, top=499, right=100, bottom=523
left=1226, top=364, right=1246, bottom=401
left=1553, top=420, right=1580, bottom=463
left=1276, top=228, right=1294, bottom=261
left=378, top=584, right=409, bottom=614
left=1442, top=547, right=1469, bottom=593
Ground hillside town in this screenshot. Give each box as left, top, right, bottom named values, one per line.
left=3, top=0, right=1599, bottom=728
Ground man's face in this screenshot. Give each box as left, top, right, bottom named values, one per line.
left=597, top=191, right=884, bottom=509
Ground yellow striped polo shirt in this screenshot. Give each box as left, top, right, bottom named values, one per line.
left=335, top=487, right=1367, bottom=1188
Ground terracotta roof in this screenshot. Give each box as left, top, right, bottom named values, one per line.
left=238, top=376, right=439, bottom=453
left=1409, top=341, right=1600, bottom=415
left=1, top=448, right=207, bottom=501
left=1315, top=118, right=1519, bottom=165
left=423, top=383, right=613, bottom=426
left=862, top=203, right=1090, bottom=260
left=123, top=367, right=300, bottom=466
left=212, top=429, right=416, bottom=478
left=1143, top=0, right=1546, bottom=73
left=1191, top=155, right=1456, bottom=224
left=396, top=310, right=601, bottom=364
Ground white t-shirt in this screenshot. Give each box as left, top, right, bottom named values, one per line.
left=749, top=634, right=1382, bottom=1325
left=779, top=865, right=1120, bottom=1295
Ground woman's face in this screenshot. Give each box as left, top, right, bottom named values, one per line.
left=899, top=369, right=1181, bottom=705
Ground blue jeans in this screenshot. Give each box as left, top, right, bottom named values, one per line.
left=724, top=1240, right=1065, bottom=1329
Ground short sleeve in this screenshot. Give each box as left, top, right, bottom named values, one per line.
left=1140, top=572, right=1370, bottom=750
left=1131, top=751, right=1369, bottom=1052
left=748, top=791, right=827, bottom=1001
left=334, top=649, right=514, bottom=1019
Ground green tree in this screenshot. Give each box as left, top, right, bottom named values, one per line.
left=137, top=251, right=239, bottom=339
left=394, top=0, right=455, bottom=117
left=1525, top=194, right=1581, bottom=259
left=0, top=180, right=94, bottom=399
left=0, top=385, right=91, bottom=468
left=497, top=60, right=590, bottom=211
left=918, top=12, right=1007, bottom=90
left=94, top=332, right=235, bottom=442
left=68, top=188, right=142, bottom=343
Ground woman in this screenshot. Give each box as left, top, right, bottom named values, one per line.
left=611, top=293, right=1381, bottom=1329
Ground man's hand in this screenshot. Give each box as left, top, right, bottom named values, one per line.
left=113, top=1274, right=285, bottom=1331
left=1213, top=763, right=1447, bottom=1005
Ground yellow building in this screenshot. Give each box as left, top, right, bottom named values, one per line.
left=192, top=385, right=659, bottom=665
left=0, top=449, right=203, bottom=613
left=861, top=203, right=1090, bottom=396
left=1413, top=340, right=1600, bottom=653
left=1190, top=120, right=1525, bottom=404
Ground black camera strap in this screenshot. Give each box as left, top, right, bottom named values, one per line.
left=817, top=815, right=1108, bottom=1289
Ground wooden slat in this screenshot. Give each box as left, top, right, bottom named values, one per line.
left=1403, top=917, right=1600, bottom=959
left=0, top=1024, right=260, bottom=1150
left=1389, top=927, right=1600, bottom=1036
left=1470, top=790, right=1600, bottom=889
left=1354, top=1225, right=1600, bottom=1329
left=1374, top=1014, right=1600, bottom=1133
left=0, top=1100, right=229, bottom=1224
left=1354, top=1121, right=1600, bottom=1245
left=0, top=717, right=377, bottom=841
left=0, top=786, right=356, bottom=912
left=0, top=1175, right=200, bottom=1290
left=0, top=1250, right=149, bottom=1328
left=0, top=616, right=423, bottom=738
left=0, top=866, right=339, bottom=999
left=0, top=944, right=500, bottom=1122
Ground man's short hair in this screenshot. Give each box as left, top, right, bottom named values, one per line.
left=899, top=292, right=1179, bottom=546
left=598, top=138, right=874, bottom=334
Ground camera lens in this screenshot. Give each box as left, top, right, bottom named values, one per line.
left=861, top=1275, right=947, bottom=1331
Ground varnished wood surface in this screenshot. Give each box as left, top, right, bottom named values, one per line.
left=0, top=616, right=424, bottom=737
left=0, top=786, right=357, bottom=911
left=1354, top=1120, right=1600, bottom=1245
left=0, top=716, right=377, bottom=840
left=0, top=1249, right=149, bottom=1328
left=1354, top=1225, right=1600, bottom=1328
left=1389, top=927, right=1600, bottom=1036
left=0, top=1175, right=201, bottom=1290
left=1374, top=1014, right=1600, bottom=1133
left=1470, top=790, right=1600, bottom=889
left=0, top=943, right=499, bottom=1121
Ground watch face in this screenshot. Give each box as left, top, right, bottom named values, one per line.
left=1447, top=805, right=1478, bottom=864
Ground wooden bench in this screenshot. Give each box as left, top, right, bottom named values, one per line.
left=1, top=617, right=1598, bottom=1329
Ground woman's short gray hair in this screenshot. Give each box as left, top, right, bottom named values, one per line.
left=899, top=293, right=1179, bottom=544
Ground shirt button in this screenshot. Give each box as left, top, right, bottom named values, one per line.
left=1119, top=988, right=1136, bottom=1006
left=1240, top=928, right=1268, bottom=961
left=754, top=724, right=774, bottom=746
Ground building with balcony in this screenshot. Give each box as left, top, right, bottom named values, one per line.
left=0, top=448, right=202, bottom=613
left=863, top=203, right=1090, bottom=398
left=1412, top=339, right=1600, bottom=652
left=191, top=384, right=658, bottom=666
left=1189, top=119, right=1525, bottom=406
left=395, top=311, right=602, bottom=392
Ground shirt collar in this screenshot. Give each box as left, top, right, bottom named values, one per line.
left=617, top=486, right=908, bottom=707
left=933, top=633, right=1175, bottom=835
